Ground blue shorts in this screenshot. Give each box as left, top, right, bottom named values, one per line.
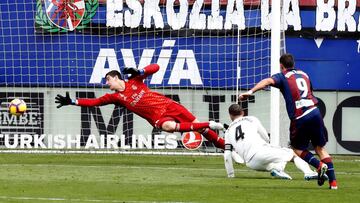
left=289, top=108, right=328, bottom=150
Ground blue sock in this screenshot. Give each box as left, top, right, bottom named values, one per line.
left=300, top=151, right=320, bottom=169
left=322, top=157, right=336, bottom=182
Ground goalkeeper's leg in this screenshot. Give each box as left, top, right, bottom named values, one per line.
left=199, top=128, right=225, bottom=149
left=155, top=103, right=225, bottom=149
left=174, top=121, right=223, bottom=131
left=159, top=120, right=225, bottom=149
left=159, top=119, right=222, bottom=132
left=156, top=102, right=224, bottom=132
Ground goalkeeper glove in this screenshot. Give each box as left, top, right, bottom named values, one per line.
left=122, top=67, right=144, bottom=79
left=55, top=92, right=76, bottom=108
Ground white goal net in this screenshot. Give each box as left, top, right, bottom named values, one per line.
left=0, top=0, right=285, bottom=154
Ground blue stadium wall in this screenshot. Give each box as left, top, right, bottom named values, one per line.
left=1, top=1, right=360, bottom=90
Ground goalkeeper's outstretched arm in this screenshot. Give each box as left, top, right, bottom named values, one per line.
left=138, top=64, right=160, bottom=79
left=124, top=64, right=160, bottom=80
left=76, top=94, right=115, bottom=107
left=55, top=92, right=115, bottom=108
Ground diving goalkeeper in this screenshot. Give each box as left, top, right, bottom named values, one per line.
left=55, top=64, right=225, bottom=149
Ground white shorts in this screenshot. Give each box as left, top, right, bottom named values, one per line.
left=246, top=145, right=294, bottom=171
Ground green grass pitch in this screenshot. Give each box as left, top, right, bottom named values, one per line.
left=0, top=153, right=359, bottom=203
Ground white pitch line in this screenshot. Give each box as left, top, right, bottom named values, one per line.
left=0, top=163, right=230, bottom=171
left=332, top=159, right=360, bottom=162
left=1, top=163, right=359, bottom=175
left=0, top=196, right=194, bottom=203
left=0, top=150, right=223, bottom=156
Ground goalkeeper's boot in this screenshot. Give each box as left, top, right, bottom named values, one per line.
left=270, top=169, right=292, bottom=180
left=317, top=162, right=328, bottom=186
left=209, top=121, right=224, bottom=130
left=329, top=180, right=338, bottom=190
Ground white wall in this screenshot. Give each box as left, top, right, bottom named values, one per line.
left=1, top=87, right=359, bottom=154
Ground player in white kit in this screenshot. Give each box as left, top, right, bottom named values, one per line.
left=224, top=104, right=319, bottom=180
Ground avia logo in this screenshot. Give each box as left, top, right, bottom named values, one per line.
left=36, top=0, right=98, bottom=32
left=181, top=131, right=203, bottom=150
left=89, top=40, right=203, bottom=85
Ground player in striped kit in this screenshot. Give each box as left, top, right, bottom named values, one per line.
left=224, top=104, right=319, bottom=180
left=55, top=64, right=225, bottom=149
left=239, top=54, right=337, bottom=189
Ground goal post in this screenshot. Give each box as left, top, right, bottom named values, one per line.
left=270, top=0, right=281, bottom=146
left=0, top=0, right=285, bottom=154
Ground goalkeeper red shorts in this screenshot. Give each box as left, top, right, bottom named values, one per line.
left=154, top=102, right=196, bottom=128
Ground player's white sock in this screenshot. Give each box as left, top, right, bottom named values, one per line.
left=270, top=169, right=292, bottom=180
left=267, top=162, right=286, bottom=172
left=294, top=156, right=314, bottom=174
left=208, top=121, right=224, bottom=130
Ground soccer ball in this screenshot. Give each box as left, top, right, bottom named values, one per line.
left=8, top=99, right=27, bottom=116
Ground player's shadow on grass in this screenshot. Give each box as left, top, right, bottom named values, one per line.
left=236, top=176, right=272, bottom=180
left=233, top=184, right=320, bottom=190
left=190, top=173, right=272, bottom=180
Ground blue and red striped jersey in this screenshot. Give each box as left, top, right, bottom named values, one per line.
left=271, top=68, right=318, bottom=120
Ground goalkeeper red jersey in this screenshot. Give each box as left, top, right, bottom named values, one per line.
left=76, top=64, right=175, bottom=126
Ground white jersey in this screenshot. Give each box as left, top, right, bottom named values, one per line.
left=224, top=116, right=297, bottom=178
left=224, top=116, right=270, bottom=163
